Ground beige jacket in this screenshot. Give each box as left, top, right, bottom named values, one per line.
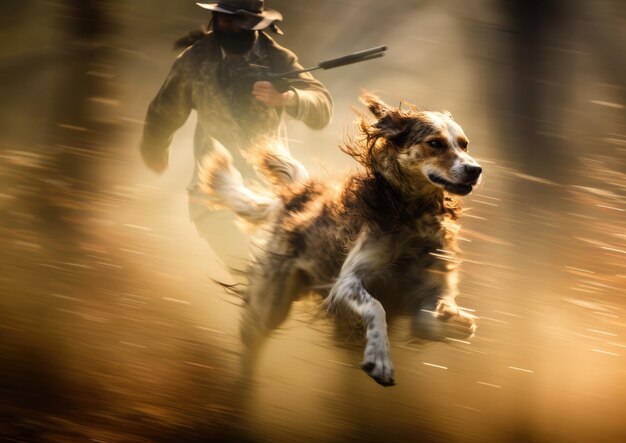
left=141, top=32, right=333, bottom=219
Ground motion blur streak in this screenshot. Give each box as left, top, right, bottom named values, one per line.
left=1, top=1, right=624, bottom=442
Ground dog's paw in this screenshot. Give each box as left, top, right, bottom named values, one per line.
left=360, top=350, right=395, bottom=387
left=414, top=302, right=477, bottom=341
left=437, top=302, right=477, bottom=340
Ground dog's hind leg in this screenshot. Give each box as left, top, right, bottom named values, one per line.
left=239, top=259, right=305, bottom=378
left=326, top=230, right=396, bottom=387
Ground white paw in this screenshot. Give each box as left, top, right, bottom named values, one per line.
left=360, top=343, right=395, bottom=387
left=414, top=302, right=477, bottom=341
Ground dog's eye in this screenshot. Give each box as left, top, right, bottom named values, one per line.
left=427, top=140, right=443, bottom=148
left=459, top=140, right=468, bottom=151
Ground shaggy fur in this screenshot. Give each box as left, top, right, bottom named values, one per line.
left=200, top=94, right=483, bottom=386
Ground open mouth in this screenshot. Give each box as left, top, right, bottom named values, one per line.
left=427, top=173, right=474, bottom=196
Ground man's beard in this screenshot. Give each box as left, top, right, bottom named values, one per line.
left=214, top=27, right=256, bottom=54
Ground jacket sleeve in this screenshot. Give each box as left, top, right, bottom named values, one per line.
left=272, top=47, right=333, bottom=130
left=140, top=53, right=193, bottom=167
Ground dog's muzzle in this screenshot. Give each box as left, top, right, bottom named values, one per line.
left=463, top=165, right=482, bottom=184
left=428, top=165, right=481, bottom=196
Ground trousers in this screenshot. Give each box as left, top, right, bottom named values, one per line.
left=190, top=201, right=251, bottom=272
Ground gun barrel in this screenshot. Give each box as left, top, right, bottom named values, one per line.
left=268, top=45, right=387, bottom=79
left=318, top=45, right=387, bottom=70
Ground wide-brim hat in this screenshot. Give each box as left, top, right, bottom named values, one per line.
left=196, top=1, right=282, bottom=31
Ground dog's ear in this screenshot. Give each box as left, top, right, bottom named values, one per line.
left=360, top=93, right=392, bottom=118
left=375, top=111, right=412, bottom=147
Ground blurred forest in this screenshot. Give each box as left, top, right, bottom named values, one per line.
left=1, top=1, right=625, bottom=442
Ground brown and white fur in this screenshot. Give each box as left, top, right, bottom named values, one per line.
left=200, top=94, right=482, bottom=387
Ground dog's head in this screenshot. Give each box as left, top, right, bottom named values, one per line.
left=351, top=93, right=482, bottom=197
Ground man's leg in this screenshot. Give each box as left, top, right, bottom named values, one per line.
left=192, top=208, right=250, bottom=272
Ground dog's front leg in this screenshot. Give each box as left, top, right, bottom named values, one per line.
left=327, top=230, right=395, bottom=386
left=413, top=266, right=476, bottom=341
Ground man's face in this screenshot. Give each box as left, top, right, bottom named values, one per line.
left=215, top=13, right=245, bottom=33
left=213, top=12, right=257, bottom=54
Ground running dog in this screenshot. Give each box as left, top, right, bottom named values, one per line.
left=200, top=94, right=482, bottom=386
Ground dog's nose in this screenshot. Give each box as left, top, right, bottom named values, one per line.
left=464, top=165, right=482, bottom=182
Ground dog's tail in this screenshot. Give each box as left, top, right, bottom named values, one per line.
left=199, top=140, right=309, bottom=225
left=199, top=142, right=276, bottom=226
left=249, top=139, right=309, bottom=190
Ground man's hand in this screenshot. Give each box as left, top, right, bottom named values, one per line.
left=252, top=81, right=297, bottom=108
left=141, top=148, right=168, bottom=174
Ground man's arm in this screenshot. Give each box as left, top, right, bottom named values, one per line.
left=267, top=43, right=333, bottom=130
left=140, top=53, right=193, bottom=173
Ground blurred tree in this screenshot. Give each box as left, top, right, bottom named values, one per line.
left=33, top=0, right=120, bottom=250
